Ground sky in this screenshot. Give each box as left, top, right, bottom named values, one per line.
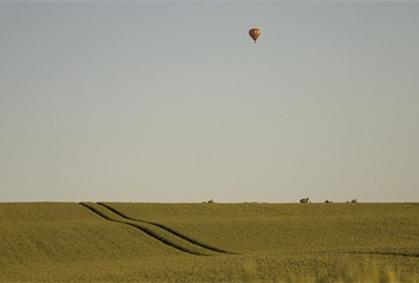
left=1, top=1, right=418, bottom=203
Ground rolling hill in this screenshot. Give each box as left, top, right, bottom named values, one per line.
left=1, top=202, right=418, bottom=282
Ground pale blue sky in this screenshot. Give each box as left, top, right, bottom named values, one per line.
left=1, top=1, right=418, bottom=203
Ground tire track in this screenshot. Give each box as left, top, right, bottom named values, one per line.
left=98, top=202, right=234, bottom=255
left=347, top=251, right=419, bottom=258
left=79, top=202, right=209, bottom=256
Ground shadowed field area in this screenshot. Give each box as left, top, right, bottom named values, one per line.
left=1, top=202, right=418, bottom=282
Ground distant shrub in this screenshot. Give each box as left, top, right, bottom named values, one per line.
left=351, top=199, right=358, bottom=203
left=205, top=199, right=215, bottom=204
left=300, top=198, right=310, bottom=203
left=325, top=200, right=333, bottom=203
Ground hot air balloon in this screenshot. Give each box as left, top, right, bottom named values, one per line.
left=248, top=28, right=261, bottom=44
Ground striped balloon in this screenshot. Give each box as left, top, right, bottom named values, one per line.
left=248, top=28, right=261, bottom=44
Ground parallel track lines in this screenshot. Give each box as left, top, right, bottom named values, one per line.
left=79, top=202, right=205, bottom=255
left=79, top=202, right=235, bottom=256
left=98, top=202, right=234, bottom=255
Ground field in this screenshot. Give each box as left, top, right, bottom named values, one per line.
left=1, top=202, right=418, bottom=282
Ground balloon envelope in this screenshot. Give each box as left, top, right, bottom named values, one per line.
left=248, top=28, right=261, bottom=43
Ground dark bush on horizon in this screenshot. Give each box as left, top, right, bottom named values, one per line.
left=300, top=197, right=310, bottom=203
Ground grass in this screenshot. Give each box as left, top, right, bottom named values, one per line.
left=1, top=202, right=418, bottom=282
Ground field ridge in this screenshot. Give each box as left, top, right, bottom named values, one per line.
left=2, top=202, right=419, bottom=282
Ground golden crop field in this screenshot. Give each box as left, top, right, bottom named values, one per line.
left=1, top=202, right=418, bottom=282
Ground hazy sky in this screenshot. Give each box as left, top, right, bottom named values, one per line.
left=1, top=1, right=418, bottom=203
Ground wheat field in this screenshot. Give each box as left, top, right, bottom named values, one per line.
left=1, top=202, right=418, bottom=282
